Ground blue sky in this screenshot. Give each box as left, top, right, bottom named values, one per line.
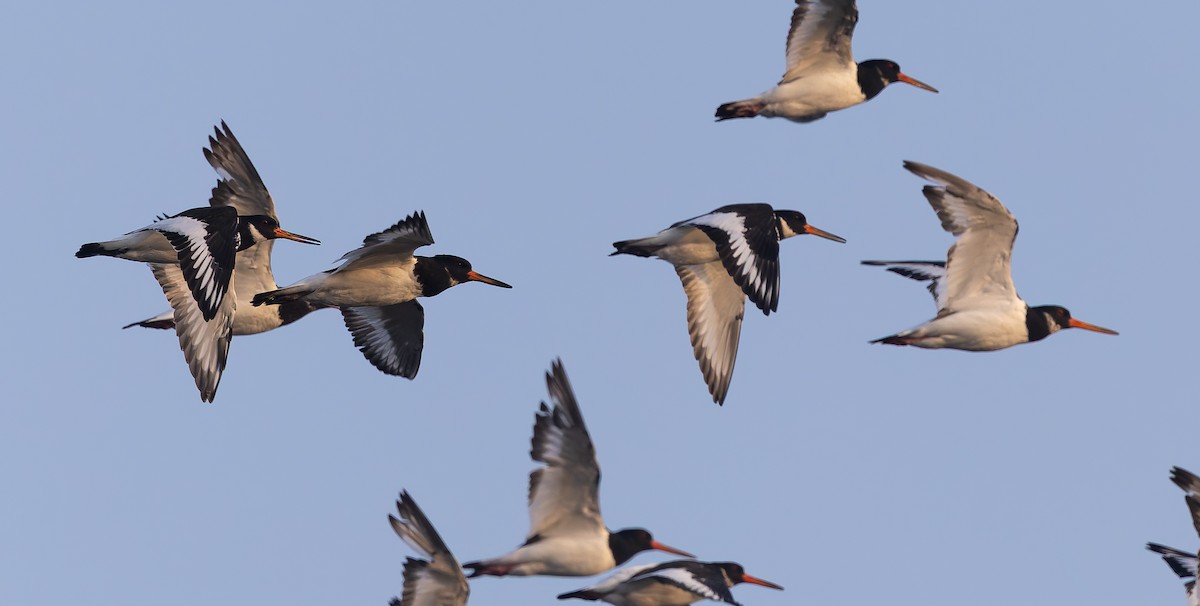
left=3, top=1, right=1197, bottom=605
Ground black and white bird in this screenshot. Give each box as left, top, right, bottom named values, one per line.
left=715, top=0, right=937, bottom=123
left=462, top=360, right=694, bottom=578
left=862, top=161, right=1117, bottom=351
left=250, top=211, right=510, bottom=379
left=558, top=560, right=783, bottom=606
left=123, top=121, right=327, bottom=335
left=77, top=204, right=318, bottom=401
left=387, top=491, right=470, bottom=606
left=1147, top=466, right=1200, bottom=606
left=612, top=204, right=844, bottom=404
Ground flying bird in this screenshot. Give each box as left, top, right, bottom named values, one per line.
left=1147, top=466, right=1200, bottom=606
left=461, top=359, right=694, bottom=577
left=124, top=121, right=327, bottom=335
left=715, top=0, right=937, bottom=123
left=77, top=204, right=318, bottom=401
left=862, top=161, right=1117, bottom=350
left=251, top=211, right=511, bottom=378
left=558, top=560, right=783, bottom=606
left=612, top=204, right=844, bottom=404
left=387, top=491, right=469, bottom=606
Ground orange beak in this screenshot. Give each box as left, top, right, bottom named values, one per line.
left=1067, top=317, right=1119, bottom=335
left=273, top=227, right=321, bottom=245
left=740, top=573, right=784, bottom=590
left=649, top=540, right=695, bottom=558
left=897, top=72, right=939, bottom=93
left=803, top=224, right=847, bottom=243
left=466, top=270, right=512, bottom=288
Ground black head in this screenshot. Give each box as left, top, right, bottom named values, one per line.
left=774, top=211, right=846, bottom=243
left=430, top=254, right=513, bottom=289
left=857, top=59, right=939, bottom=100
left=1027, top=305, right=1119, bottom=342
left=608, top=528, right=694, bottom=565
left=712, top=562, right=784, bottom=590
left=238, top=215, right=320, bottom=250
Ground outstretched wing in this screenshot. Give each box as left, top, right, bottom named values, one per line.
left=781, top=0, right=858, bottom=83
left=341, top=301, right=425, bottom=378
left=631, top=561, right=739, bottom=605
left=388, top=491, right=469, bottom=606
left=204, top=121, right=288, bottom=297
left=676, top=262, right=746, bottom=405
left=903, top=161, right=1019, bottom=316
left=861, top=260, right=948, bottom=311
left=150, top=263, right=233, bottom=402
left=337, top=211, right=436, bottom=269
left=527, top=360, right=604, bottom=540
left=683, top=204, right=781, bottom=314
left=1147, top=543, right=1199, bottom=605
left=151, top=206, right=239, bottom=321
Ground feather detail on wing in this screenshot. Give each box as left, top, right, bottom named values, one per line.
left=151, top=206, right=239, bottom=321
left=341, top=301, right=425, bottom=378
left=861, top=260, right=947, bottom=310
left=388, top=491, right=469, bottom=606
left=684, top=205, right=780, bottom=314
left=903, top=161, right=1019, bottom=314
left=634, top=563, right=739, bottom=605
left=204, top=121, right=276, bottom=218
left=150, top=263, right=233, bottom=403
left=527, top=360, right=604, bottom=540
left=336, top=211, right=436, bottom=269
left=676, top=262, right=746, bottom=405
left=782, top=0, right=858, bottom=82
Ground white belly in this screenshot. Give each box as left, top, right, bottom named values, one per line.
left=502, top=535, right=616, bottom=577
left=759, top=71, right=865, bottom=119
left=298, top=262, right=422, bottom=308
left=899, top=305, right=1029, bottom=351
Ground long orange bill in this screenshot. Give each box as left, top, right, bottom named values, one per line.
left=741, top=573, right=784, bottom=590
left=1068, top=317, right=1119, bottom=335
left=466, top=270, right=513, bottom=289
left=273, top=228, right=321, bottom=245
left=649, top=540, right=695, bottom=558
left=897, top=72, right=939, bottom=93
left=804, top=224, right=847, bottom=244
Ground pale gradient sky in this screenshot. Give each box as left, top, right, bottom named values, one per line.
left=2, top=1, right=1197, bottom=605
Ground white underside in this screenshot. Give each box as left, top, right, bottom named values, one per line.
left=755, top=70, right=865, bottom=120
left=282, top=257, right=423, bottom=308
left=483, top=533, right=616, bottom=577
left=629, top=227, right=721, bottom=265
left=891, top=302, right=1029, bottom=351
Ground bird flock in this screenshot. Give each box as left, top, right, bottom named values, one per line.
left=72, top=1, right=1180, bottom=605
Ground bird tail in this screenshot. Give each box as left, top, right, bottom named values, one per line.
left=122, top=310, right=176, bottom=330
left=75, top=242, right=120, bottom=258
left=251, top=285, right=312, bottom=307
left=715, top=99, right=764, bottom=121
left=461, top=560, right=511, bottom=578
left=556, top=589, right=603, bottom=601
left=610, top=238, right=658, bottom=258
left=870, top=334, right=913, bottom=346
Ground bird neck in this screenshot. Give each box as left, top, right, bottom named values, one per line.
left=413, top=257, right=455, bottom=297
left=235, top=222, right=263, bottom=252
left=1024, top=305, right=1059, bottom=343
left=856, top=63, right=889, bottom=100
